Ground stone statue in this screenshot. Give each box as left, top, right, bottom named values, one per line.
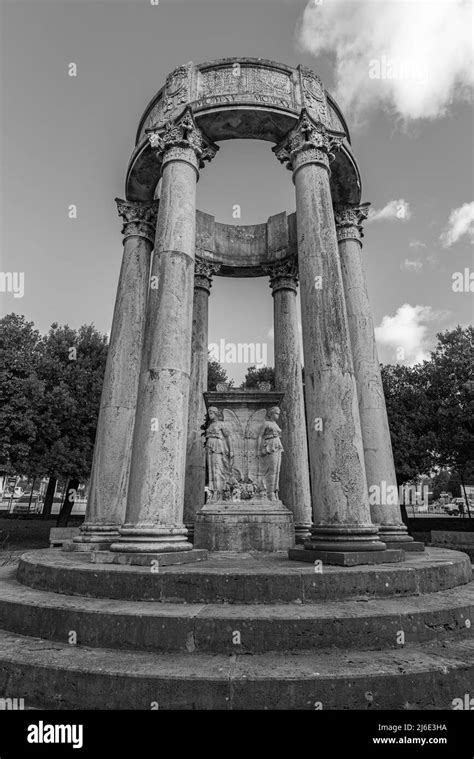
left=257, top=406, right=283, bottom=501
left=205, top=406, right=233, bottom=501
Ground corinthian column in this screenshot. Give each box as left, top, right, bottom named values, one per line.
left=183, top=257, right=221, bottom=540
left=273, top=110, right=391, bottom=564
left=73, top=200, right=157, bottom=549
left=335, top=205, right=419, bottom=549
left=263, top=257, right=312, bottom=542
left=111, top=107, right=218, bottom=554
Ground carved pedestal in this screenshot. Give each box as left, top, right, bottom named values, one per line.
left=194, top=391, right=295, bottom=552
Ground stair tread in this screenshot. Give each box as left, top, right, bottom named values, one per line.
left=2, top=568, right=474, bottom=620
left=0, top=628, right=473, bottom=679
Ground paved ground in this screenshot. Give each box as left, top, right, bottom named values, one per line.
left=0, top=518, right=82, bottom=566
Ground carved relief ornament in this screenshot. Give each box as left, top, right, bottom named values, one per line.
left=262, top=258, right=299, bottom=293
left=115, top=199, right=158, bottom=244
left=147, top=106, right=219, bottom=173
left=334, top=204, right=371, bottom=244
left=273, top=109, right=344, bottom=174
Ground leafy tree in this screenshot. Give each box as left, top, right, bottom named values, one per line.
left=0, top=314, right=44, bottom=475
left=241, top=365, right=275, bottom=390
left=207, top=355, right=233, bottom=390
left=381, top=363, right=435, bottom=486
left=425, top=326, right=474, bottom=508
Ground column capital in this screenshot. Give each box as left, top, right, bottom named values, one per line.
left=334, top=203, right=371, bottom=245
left=115, top=198, right=158, bottom=244
left=194, top=257, right=221, bottom=293
left=262, top=257, right=299, bottom=294
left=273, top=109, right=344, bottom=176
left=147, top=106, right=219, bottom=176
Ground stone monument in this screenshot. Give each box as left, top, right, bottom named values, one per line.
left=1, top=59, right=472, bottom=714
left=194, top=391, right=294, bottom=551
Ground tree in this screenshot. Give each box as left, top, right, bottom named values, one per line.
left=241, top=365, right=275, bottom=390
left=380, top=363, right=435, bottom=487
left=425, top=326, right=474, bottom=509
left=207, top=355, right=233, bottom=390
left=0, top=314, right=44, bottom=476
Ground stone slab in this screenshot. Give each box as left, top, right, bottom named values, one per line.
left=49, top=528, right=80, bottom=548
left=89, top=549, right=208, bottom=567
left=1, top=567, right=473, bottom=654
left=288, top=548, right=404, bottom=566
left=15, top=548, right=472, bottom=603
left=384, top=540, right=425, bottom=553
left=0, top=627, right=473, bottom=710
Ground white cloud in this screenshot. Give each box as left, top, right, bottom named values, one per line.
left=409, top=240, right=426, bottom=249
left=440, top=201, right=474, bottom=247
left=297, top=0, right=474, bottom=123
left=368, top=199, right=411, bottom=222
left=375, top=303, right=444, bottom=364
left=400, top=258, right=423, bottom=272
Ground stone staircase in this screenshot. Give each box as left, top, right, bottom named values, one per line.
left=0, top=547, right=473, bottom=709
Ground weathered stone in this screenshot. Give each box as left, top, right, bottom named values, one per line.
left=274, top=110, right=385, bottom=556
left=289, top=547, right=404, bottom=566
left=335, top=204, right=417, bottom=548
left=183, top=259, right=220, bottom=540
left=194, top=392, right=294, bottom=552
left=73, top=200, right=157, bottom=549
left=263, top=257, right=312, bottom=542
left=111, top=109, right=218, bottom=555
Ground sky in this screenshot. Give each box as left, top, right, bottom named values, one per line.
left=0, top=0, right=472, bottom=383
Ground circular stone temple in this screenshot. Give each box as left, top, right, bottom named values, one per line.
left=1, top=57, right=472, bottom=714
left=72, top=57, right=419, bottom=561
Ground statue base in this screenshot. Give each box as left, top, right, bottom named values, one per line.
left=194, top=500, right=295, bottom=552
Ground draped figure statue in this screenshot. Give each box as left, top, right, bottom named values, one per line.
left=257, top=406, right=284, bottom=501
left=205, top=406, right=233, bottom=501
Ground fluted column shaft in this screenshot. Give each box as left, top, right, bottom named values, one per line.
left=336, top=206, right=413, bottom=544
left=74, top=200, right=157, bottom=548
left=265, top=259, right=312, bottom=542
left=112, top=107, right=218, bottom=553
left=183, top=260, right=220, bottom=538
left=273, top=110, right=385, bottom=553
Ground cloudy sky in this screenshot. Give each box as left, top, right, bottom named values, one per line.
left=0, top=0, right=472, bottom=382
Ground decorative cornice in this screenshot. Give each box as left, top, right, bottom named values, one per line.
left=273, top=109, right=344, bottom=175
left=115, top=199, right=158, bottom=244
left=262, top=257, right=299, bottom=293
left=147, top=106, right=219, bottom=175
left=334, top=203, right=371, bottom=244
left=194, top=257, right=221, bottom=292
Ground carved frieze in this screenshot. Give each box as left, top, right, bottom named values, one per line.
left=194, top=257, right=221, bottom=291
left=299, top=65, right=329, bottom=125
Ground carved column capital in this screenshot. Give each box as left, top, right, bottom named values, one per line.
left=334, top=203, right=371, bottom=245
left=273, top=109, right=344, bottom=176
left=194, top=257, right=221, bottom=293
left=262, top=257, right=299, bottom=294
left=147, top=106, right=219, bottom=176
left=115, top=199, right=158, bottom=244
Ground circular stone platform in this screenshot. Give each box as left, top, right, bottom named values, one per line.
left=0, top=548, right=472, bottom=710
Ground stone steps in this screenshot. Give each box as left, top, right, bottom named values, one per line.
left=0, top=568, right=473, bottom=654
left=16, top=548, right=472, bottom=603
left=0, top=628, right=472, bottom=710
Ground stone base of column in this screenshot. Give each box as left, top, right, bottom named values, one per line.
left=194, top=501, right=295, bottom=552
left=89, top=548, right=208, bottom=567
left=289, top=546, right=404, bottom=566
left=305, top=524, right=387, bottom=553
left=185, top=523, right=195, bottom=543
left=294, top=523, right=312, bottom=544
left=110, top=524, right=193, bottom=554
left=384, top=540, right=425, bottom=552
left=69, top=523, right=121, bottom=551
